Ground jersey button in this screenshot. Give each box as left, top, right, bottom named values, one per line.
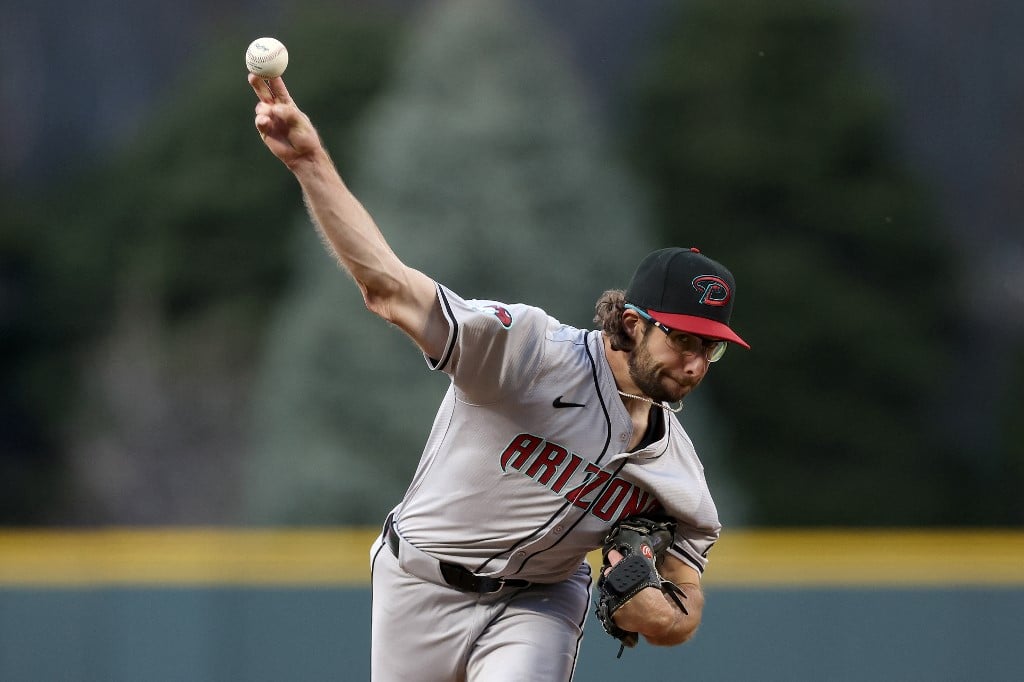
left=619, top=433, right=628, bottom=442
left=514, top=551, right=526, bottom=558
left=554, top=524, right=564, bottom=534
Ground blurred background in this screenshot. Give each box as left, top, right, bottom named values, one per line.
left=1, top=0, right=1022, bottom=679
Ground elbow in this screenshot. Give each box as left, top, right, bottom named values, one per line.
left=672, top=620, right=701, bottom=646
left=645, top=591, right=704, bottom=647
left=361, top=290, right=393, bottom=322
left=358, top=261, right=425, bottom=326
left=646, top=617, right=700, bottom=647
left=359, top=277, right=404, bottom=324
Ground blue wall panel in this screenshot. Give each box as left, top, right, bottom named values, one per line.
left=2, top=587, right=1022, bottom=681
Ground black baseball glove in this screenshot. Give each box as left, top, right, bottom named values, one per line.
left=595, top=515, right=688, bottom=657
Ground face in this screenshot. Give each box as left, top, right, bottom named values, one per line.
left=627, top=319, right=710, bottom=403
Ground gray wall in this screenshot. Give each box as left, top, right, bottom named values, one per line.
left=2, top=587, right=1021, bottom=681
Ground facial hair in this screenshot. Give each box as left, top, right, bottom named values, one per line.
left=627, top=331, right=684, bottom=403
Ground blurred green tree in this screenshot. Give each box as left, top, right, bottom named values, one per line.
left=241, top=0, right=659, bottom=524
left=0, top=196, right=75, bottom=522
left=991, top=342, right=1024, bottom=522
left=1, top=7, right=400, bottom=523
left=623, top=0, right=965, bottom=524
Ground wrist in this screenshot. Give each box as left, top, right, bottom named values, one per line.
left=287, top=145, right=332, bottom=175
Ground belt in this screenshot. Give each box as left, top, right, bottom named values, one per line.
left=384, top=516, right=530, bottom=594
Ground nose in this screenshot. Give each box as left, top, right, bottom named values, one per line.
left=680, top=351, right=708, bottom=376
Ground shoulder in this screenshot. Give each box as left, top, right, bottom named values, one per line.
left=440, top=285, right=589, bottom=343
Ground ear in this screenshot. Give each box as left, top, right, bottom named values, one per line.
left=622, top=308, right=645, bottom=341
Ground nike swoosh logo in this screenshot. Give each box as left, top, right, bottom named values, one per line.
left=552, top=396, right=586, bottom=409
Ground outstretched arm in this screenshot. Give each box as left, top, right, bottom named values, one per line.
left=249, top=74, right=448, bottom=358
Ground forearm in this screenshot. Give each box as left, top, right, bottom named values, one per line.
left=291, top=149, right=406, bottom=309
left=251, top=73, right=443, bottom=351
left=290, top=148, right=444, bottom=353
left=612, top=581, right=703, bottom=646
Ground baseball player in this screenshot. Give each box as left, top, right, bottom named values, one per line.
left=249, top=74, right=749, bottom=681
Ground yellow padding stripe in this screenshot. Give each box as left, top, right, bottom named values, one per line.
left=707, top=529, right=1024, bottom=587
left=0, top=529, right=370, bottom=587
left=0, top=529, right=1022, bottom=587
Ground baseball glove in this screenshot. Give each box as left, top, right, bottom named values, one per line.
left=595, top=515, right=688, bottom=657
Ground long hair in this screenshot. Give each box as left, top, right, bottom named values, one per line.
left=593, top=289, right=641, bottom=352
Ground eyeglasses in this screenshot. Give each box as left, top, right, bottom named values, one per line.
left=625, top=304, right=727, bottom=363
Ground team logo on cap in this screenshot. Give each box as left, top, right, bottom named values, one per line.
left=692, top=275, right=731, bottom=307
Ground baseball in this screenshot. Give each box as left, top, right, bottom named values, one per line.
left=246, top=37, right=289, bottom=78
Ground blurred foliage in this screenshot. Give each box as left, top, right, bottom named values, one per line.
left=1, top=176, right=96, bottom=521
left=3, top=0, right=1020, bottom=525
left=242, top=0, right=658, bottom=524
left=992, top=344, right=1024, bottom=521
left=101, top=6, right=402, bottom=326
left=0, top=6, right=400, bottom=523
left=623, top=0, right=975, bottom=524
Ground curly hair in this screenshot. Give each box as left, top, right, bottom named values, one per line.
left=593, top=289, right=642, bottom=352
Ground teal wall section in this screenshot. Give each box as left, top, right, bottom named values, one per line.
left=2, top=587, right=1022, bottom=681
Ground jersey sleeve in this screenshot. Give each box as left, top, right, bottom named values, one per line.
left=668, top=523, right=720, bottom=575
left=427, top=284, right=552, bottom=404
left=650, top=419, right=722, bottom=575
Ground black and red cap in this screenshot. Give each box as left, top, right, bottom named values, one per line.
left=625, top=247, right=750, bottom=349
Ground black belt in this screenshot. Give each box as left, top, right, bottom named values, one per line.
left=384, top=516, right=530, bottom=594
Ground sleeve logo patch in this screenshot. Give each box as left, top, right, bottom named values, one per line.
left=477, top=304, right=513, bottom=329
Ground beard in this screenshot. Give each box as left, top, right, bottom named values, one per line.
left=627, top=333, right=696, bottom=403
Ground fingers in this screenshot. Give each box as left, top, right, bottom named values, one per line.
left=266, top=76, right=293, bottom=103
left=250, top=73, right=286, bottom=141
left=248, top=73, right=293, bottom=104
left=253, top=105, right=274, bottom=140
left=603, top=549, right=625, bottom=575
left=249, top=73, right=297, bottom=139
left=248, top=72, right=317, bottom=160
left=248, top=73, right=272, bottom=102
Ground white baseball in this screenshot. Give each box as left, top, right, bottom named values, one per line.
left=246, top=37, right=289, bottom=78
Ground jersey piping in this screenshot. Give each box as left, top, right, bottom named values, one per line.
left=473, top=330, right=614, bottom=575
left=431, top=286, right=460, bottom=371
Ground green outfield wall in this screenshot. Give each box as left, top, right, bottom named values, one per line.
left=1, top=529, right=1022, bottom=681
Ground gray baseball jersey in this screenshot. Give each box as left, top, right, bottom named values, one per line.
left=369, top=283, right=721, bottom=680
left=396, top=283, right=720, bottom=576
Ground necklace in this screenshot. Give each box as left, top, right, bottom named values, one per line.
left=617, top=390, right=684, bottom=413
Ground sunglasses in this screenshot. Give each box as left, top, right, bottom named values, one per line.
left=625, top=304, right=728, bottom=363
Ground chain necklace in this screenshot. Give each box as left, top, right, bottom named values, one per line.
left=617, top=390, right=684, bottom=413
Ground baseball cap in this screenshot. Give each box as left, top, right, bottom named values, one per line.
left=625, top=247, right=750, bottom=349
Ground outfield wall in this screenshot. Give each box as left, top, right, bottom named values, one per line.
left=1, top=529, right=1022, bottom=681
